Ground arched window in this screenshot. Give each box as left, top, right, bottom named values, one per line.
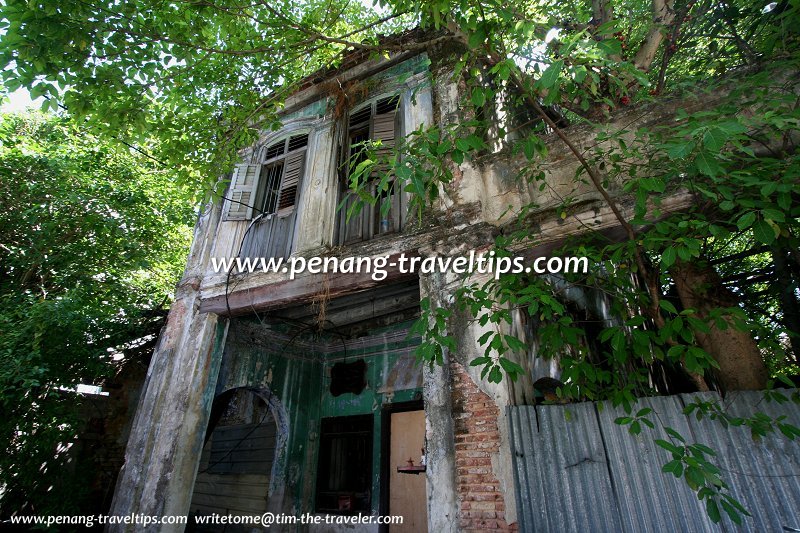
left=190, top=389, right=279, bottom=517
left=222, top=132, right=309, bottom=221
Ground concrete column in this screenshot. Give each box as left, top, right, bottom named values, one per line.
left=108, top=204, right=228, bottom=531
left=420, top=272, right=460, bottom=533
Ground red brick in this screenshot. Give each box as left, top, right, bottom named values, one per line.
left=451, top=361, right=511, bottom=532
left=463, top=450, right=489, bottom=458
left=456, top=457, right=492, bottom=467
left=470, top=492, right=503, bottom=502
left=466, top=483, right=497, bottom=492
left=457, top=474, right=487, bottom=484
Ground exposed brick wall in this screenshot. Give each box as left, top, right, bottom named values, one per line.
left=450, top=361, right=517, bottom=532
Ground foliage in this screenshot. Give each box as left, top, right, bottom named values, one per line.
left=383, top=0, right=800, bottom=523
left=2, top=0, right=800, bottom=525
left=0, top=112, right=195, bottom=516
left=0, top=0, right=411, bottom=192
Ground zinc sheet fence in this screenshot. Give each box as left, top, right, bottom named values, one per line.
left=508, top=390, right=800, bottom=532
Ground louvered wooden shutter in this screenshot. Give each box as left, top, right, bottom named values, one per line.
left=223, top=164, right=260, bottom=220
left=276, top=151, right=305, bottom=214
left=372, top=111, right=396, bottom=151
left=372, top=97, right=398, bottom=176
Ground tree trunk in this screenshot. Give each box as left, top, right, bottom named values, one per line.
left=592, top=0, right=614, bottom=26
left=671, top=259, right=768, bottom=391
left=772, top=245, right=800, bottom=362
left=633, top=0, right=676, bottom=71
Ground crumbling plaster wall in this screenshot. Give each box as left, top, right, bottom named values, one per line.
left=422, top=51, right=764, bottom=239
left=213, top=318, right=423, bottom=519
left=214, top=320, right=323, bottom=516
left=416, top=267, right=521, bottom=532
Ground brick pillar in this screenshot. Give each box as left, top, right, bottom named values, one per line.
left=450, top=361, right=518, bottom=532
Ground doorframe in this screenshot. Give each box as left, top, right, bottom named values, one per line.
left=379, top=399, right=425, bottom=532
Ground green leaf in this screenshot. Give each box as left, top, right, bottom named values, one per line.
left=695, top=151, right=722, bottom=177
left=496, top=61, right=511, bottom=81
left=655, top=439, right=683, bottom=455
left=471, top=87, right=485, bottom=107
left=660, top=300, right=678, bottom=314
left=761, top=208, right=784, bottom=222
left=702, top=126, right=729, bottom=152
left=597, top=39, right=622, bottom=57
left=538, top=60, right=563, bottom=89
left=716, top=120, right=747, bottom=135
left=504, top=335, right=527, bottom=352
left=666, top=141, right=694, bottom=160
left=499, top=356, right=524, bottom=377
left=693, top=444, right=717, bottom=456
left=661, top=247, right=677, bottom=269
left=706, top=498, right=721, bottom=523
left=470, top=356, right=491, bottom=366
left=477, top=331, right=493, bottom=345
left=665, top=427, right=686, bottom=442
left=760, top=182, right=777, bottom=196
left=720, top=500, right=743, bottom=524
left=468, top=28, right=487, bottom=48
left=465, top=134, right=484, bottom=151
left=455, top=138, right=471, bottom=152
left=662, top=459, right=684, bottom=477
left=751, top=219, right=776, bottom=244
left=736, top=212, right=756, bottom=230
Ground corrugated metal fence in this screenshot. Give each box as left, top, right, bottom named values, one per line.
left=509, top=390, right=800, bottom=532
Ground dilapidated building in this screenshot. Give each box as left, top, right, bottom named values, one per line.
left=107, top=32, right=800, bottom=533
left=107, top=37, right=536, bottom=530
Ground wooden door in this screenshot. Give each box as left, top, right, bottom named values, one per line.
left=389, top=410, right=427, bottom=532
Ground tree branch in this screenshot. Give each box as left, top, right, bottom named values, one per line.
left=592, top=0, right=614, bottom=26
left=634, top=0, right=677, bottom=71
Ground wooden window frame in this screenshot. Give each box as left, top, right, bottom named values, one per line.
left=222, top=131, right=309, bottom=221
left=337, top=94, right=405, bottom=244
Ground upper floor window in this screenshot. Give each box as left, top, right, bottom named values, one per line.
left=337, top=95, right=406, bottom=244
left=346, top=95, right=398, bottom=167
left=222, top=132, right=309, bottom=221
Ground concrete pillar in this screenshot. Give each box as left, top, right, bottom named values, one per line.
left=420, top=272, right=460, bottom=532
left=108, top=205, right=228, bottom=531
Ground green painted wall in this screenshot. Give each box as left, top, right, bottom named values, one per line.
left=211, top=318, right=422, bottom=516
left=280, top=52, right=430, bottom=125
left=316, top=321, right=422, bottom=514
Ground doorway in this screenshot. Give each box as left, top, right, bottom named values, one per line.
left=189, top=388, right=281, bottom=525
left=383, top=404, right=427, bottom=532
